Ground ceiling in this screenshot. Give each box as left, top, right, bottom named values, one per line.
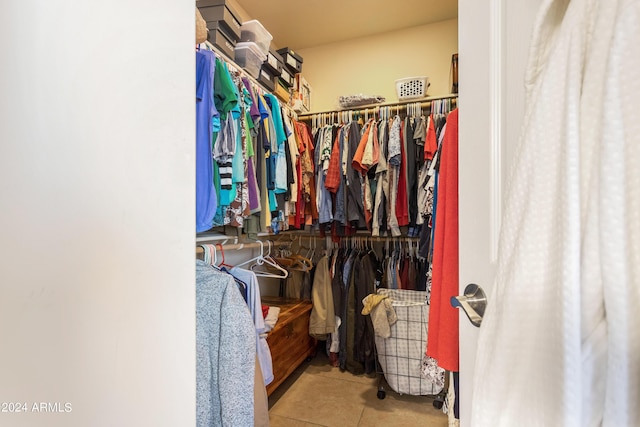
left=234, top=0, right=458, bottom=50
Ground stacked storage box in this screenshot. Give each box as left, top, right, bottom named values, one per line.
left=270, top=51, right=291, bottom=104
left=278, top=67, right=295, bottom=89
left=196, top=0, right=242, bottom=60
left=276, top=47, right=302, bottom=89
left=234, top=42, right=266, bottom=79
left=258, top=50, right=283, bottom=92
left=235, top=19, right=272, bottom=80
left=240, top=20, right=272, bottom=56
left=277, top=47, right=304, bottom=74
left=276, top=48, right=310, bottom=112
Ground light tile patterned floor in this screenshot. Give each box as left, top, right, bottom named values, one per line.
left=268, top=351, right=448, bottom=427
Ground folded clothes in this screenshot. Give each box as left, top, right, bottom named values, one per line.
left=264, top=306, right=280, bottom=332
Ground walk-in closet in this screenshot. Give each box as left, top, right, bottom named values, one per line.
left=196, top=1, right=459, bottom=425
left=7, top=1, right=638, bottom=426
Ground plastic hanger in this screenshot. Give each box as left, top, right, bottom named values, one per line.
left=265, top=240, right=290, bottom=276
left=250, top=240, right=289, bottom=279
left=234, top=239, right=266, bottom=270
left=199, top=244, right=224, bottom=270
left=215, top=243, right=234, bottom=269
left=199, top=244, right=213, bottom=265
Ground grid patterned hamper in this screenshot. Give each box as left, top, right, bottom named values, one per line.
left=374, top=288, right=443, bottom=396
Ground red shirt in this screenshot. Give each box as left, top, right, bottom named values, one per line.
left=426, top=108, right=459, bottom=372
left=324, top=131, right=342, bottom=193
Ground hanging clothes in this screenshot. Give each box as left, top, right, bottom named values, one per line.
left=309, top=255, right=336, bottom=339
left=396, top=125, right=409, bottom=227
left=196, top=49, right=219, bottom=232
left=196, top=45, right=320, bottom=235
left=406, top=116, right=420, bottom=235
left=426, top=108, right=459, bottom=373
left=344, top=250, right=362, bottom=374
left=196, top=260, right=256, bottom=427
left=338, top=247, right=355, bottom=371
left=354, top=251, right=377, bottom=374
left=230, top=267, right=274, bottom=386
left=316, top=125, right=334, bottom=225
left=372, top=120, right=389, bottom=236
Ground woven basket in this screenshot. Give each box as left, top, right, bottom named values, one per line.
left=196, top=8, right=208, bottom=44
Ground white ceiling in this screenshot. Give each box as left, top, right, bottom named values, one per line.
left=234, top=0, right=458, bottom=50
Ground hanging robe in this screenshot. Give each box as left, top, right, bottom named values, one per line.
left=471, top=0, right=640, bottom=426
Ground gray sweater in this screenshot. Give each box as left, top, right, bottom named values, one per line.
left=196, top=260, right=256, bottom=426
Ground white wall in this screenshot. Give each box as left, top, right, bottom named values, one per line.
left=0, top=1, right=194, bottom=426
left=297, top=19, right=458, bottom=112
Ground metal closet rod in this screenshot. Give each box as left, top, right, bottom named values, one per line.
left=196, top=234, right=295, bottom=250
left=196, top=241, right=261, bottom=253
left=298, top=94, right=458, bottom=119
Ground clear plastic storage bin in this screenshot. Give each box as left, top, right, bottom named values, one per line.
left=234, top=41, right=267, bottom=79
left=240, top=19, right=272, bottom=55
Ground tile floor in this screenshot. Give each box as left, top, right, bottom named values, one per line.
left=268, top=350, right=448, bottom=427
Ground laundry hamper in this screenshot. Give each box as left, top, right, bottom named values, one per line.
left=374, top=288, right=443, bottom=398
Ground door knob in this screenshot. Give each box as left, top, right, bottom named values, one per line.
left=451, top=284, right=487, bottom=327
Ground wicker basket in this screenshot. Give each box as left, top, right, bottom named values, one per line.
left=196, top=8, right=208, bottom=44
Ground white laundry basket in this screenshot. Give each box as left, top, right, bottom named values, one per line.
left=374, top=288, right=443, bottom=396
left=395, top=76, right=429, bottom=100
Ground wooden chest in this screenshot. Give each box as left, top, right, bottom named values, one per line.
left=262, top=297, right=316, bottom=396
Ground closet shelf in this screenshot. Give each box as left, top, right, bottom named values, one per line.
left=298, top=94, right=458, bottom=118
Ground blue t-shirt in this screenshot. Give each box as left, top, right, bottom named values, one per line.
left=196, top=50, right=218, bottom=232
left=264, top=94, right=288, bottom=195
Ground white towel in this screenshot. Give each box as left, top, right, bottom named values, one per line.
left=264, top=306, right=280, bottom=333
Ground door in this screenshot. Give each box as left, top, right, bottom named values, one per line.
left=458, top=0, right=540, bottom=425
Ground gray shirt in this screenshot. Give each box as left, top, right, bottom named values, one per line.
left=197, top=260, right=256, bottom=426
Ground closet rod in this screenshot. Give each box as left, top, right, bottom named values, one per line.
left=298, top=94, right=458, bottom=119
left=196, top=240, right=265, bottom=258
left=341, top=235, right=420, bottom=241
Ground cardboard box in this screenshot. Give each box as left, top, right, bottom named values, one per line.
left=274, top=82, right=291, bottom=104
